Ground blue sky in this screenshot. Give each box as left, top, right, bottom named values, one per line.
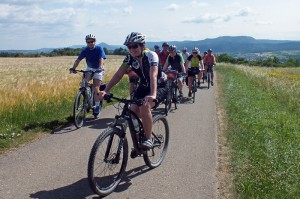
left=1, top=0, right=300, bottom=50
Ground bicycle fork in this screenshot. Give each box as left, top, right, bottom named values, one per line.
left=104, top=134, right=124, bottom=164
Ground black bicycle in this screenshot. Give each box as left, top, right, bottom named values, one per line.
left=164, top=69, right=180, bottom=115
left=72, top=69, right=105, bottom=128
left=87, top=93, right=169, bottom=197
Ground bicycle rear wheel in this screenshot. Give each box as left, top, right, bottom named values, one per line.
left=143, top=115, right=169, bottom=168
left=73, top=91, right=86, bottom=128
left=88, top=127, right=128, bottom=197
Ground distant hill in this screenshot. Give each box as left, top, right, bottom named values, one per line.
left=1, top=36, right=299, bottom=60
left=146, top=36, right=300, bottom=54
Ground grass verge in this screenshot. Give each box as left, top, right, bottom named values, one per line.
left=216, top=64, right=300, bottom=198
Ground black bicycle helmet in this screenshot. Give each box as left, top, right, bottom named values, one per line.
left=168, top=45, right=177, bottom=52
left=162, top=42, right=169, bottom=47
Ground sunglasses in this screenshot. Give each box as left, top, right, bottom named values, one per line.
left=192, top=52, right=198, bottom=54
left=86, top=41, right=95, bottom=44
left=127, top=44, right=139, bottom=50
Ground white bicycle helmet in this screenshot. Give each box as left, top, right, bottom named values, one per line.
left=85, top=34, right=96, bottom=41
left=182, top=47, right=187, bottom=51
left=123, top=32, right=145, bottom=45
left=192, top=47, right=200, bottom=54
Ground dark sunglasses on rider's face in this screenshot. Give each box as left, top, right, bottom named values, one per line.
left=127, top=44, right=139, bottom=50
left=86, top=40, right=95, bottom=44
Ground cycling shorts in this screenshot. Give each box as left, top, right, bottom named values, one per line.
left=187, top=68, right=200, bottom=77
left=86, top=67, right=104, bottom=81
left=132, top=85, right=167, bottom=109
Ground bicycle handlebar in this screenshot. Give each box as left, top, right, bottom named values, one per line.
left=73, top=69, right=104, bottom=73
left=104, top=93, right=157, bottom=106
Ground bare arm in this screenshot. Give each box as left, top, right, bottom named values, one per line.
left=149, top=66, right=158, bottom=98
left=99, top=58, right=104, bottom=69
left=72, top=59, right=81, bottom=69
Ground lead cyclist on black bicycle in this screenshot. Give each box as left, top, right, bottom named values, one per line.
left=162, top=45, right=186, bottom=97
left=70, top=34, right=106, bottom=117
left=99, top=32, right=166, bottom=149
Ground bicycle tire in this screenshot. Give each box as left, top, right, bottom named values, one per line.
left=143, top=114, right=169, bottom=168
left=88, top=127, right=128, bottom=197
left=165, top=83, right=172, bottom=115
left=173, top=82, right=178, bottom=109
left=192, top=78, right=196, bottom=103
left=73, top=91, right=86, bottom=128
left=207, top=71, right=210, bottom=89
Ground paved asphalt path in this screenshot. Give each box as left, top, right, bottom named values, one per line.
left=0, top=82, right=217, bottom=199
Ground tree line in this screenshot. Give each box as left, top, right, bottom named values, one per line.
left=217, top=53, right=300, bottom=67
left=1, top=48, right=299, bottom=67
left=0, top=47, right=129, bottom=58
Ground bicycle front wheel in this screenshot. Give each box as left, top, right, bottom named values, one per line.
left=165, top=85, right=172, bottom=115
left=143, top=114, right=169, bottom=168
left=192, top=78, right=196, bottom=103
left=73, top=91, right=86, bottom=128
left=88, top=127, right=128, bottom=197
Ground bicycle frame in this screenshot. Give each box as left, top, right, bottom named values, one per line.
left=104, top=95, right=162, bottom=156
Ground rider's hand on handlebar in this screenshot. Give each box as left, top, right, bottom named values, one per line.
left=69, top=68, right=76, bottom=74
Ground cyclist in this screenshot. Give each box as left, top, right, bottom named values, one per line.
left=181, top=47, right=190, bottom=65
left=203, top=49, right=217, bottom=86
left=158, top=42, right=170, bottom=68
left=202, top=51, right=208, bottom=81
left=99, top=32, right=166, bottom=149
left=185, top=47, right=205, bottom=97
left=154, top=45, right=161, bottom=55
left=70, top=34, right=106, bottom=116
left=162, top=45, right=186, bottom=97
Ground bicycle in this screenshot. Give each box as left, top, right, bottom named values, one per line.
left=87, top=93, right=169, bottom=197
left=188, top=68, right=200, bottom=103
left=164, top=69, right=180, bottom=115
left=72, top=69, right=105, bottom=128
left=206, top=63, right=215, bottom=89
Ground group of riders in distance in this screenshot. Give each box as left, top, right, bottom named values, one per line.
left=70, top=32, right=216, bottom=149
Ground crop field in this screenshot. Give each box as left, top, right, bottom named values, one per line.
left=0, top=55, right=124, bottom=149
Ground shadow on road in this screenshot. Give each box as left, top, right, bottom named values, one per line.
left=29, top=165, right=150, bottom=199
left=51, top=117, right=115, bottom=135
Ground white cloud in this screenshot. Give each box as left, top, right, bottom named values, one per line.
left=166, top=3, right=179, bottom=11
left=183, top=13, right=231, bottom=23
left=123, top=6, right=133, bottom=14
left=190, top=0, right=207, bottom=7
left=255, top=21, right=272, bottom=25
left=236, top=7, right=253, bottom=17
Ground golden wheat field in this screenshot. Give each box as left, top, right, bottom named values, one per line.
left=0, top=55, right=124, bottom=113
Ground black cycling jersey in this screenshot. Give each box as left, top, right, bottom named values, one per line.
left=167, top=53, right=184, bottom=72
left=122, top=50, right=161, bottom=87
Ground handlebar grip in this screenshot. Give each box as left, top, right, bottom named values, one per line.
left=104, top=93, right=113, bottom=102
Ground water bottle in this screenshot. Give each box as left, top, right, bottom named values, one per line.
left=132, top=117, right=139, bottom=132
left=87, top=87, right=92, bottom=98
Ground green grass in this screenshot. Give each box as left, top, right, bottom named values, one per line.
left=0, top=77, right=129, bottom=150
left=216, top=64, right=300, bottom=198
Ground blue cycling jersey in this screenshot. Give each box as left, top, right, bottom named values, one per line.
left=77, top=45, right=106, bottom=69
